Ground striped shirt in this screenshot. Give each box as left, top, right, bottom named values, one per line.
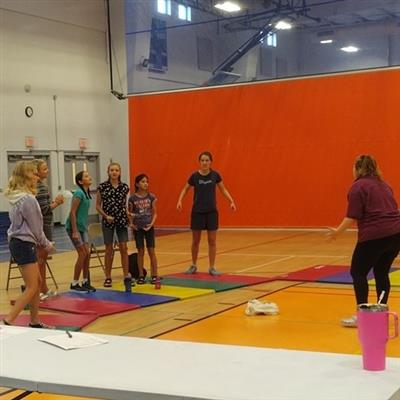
left=36, top=180, right=53, bottom=228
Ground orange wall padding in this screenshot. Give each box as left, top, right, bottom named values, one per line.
left=129, top=69, right=400, bottom=227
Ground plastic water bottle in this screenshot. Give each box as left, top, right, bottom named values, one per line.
left=155, top=277, right=161, bottom=289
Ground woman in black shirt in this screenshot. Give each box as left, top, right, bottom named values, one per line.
left=177, top=151, right=236, bottom=275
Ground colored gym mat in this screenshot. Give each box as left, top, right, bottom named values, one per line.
left=369, top=269, right=400, bottom=286
left=319, top=268, right=398, bottom=284
left=0, top=313, right=97, bottom=329
left=39, top=295, right=140, bottom=316
left=66, top=289, right=178, bottom=307
left=165, top=272, right=273, bottom=285
left=0, top=390, right=100, bottom=400
left=160, top=277, right=245, bottom=292
left=112, top=282, right=215, bottom=299
left=277, top=265, right=349, bottom=281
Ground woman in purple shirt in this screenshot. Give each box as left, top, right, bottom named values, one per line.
left=328, top=155, right=400, bottom=327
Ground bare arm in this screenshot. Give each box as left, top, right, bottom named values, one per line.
left=217, top=181, right=236, bottom=211
left=69, top=197, right=81, bottom=239
left=176, top=183, right=191, bottom=211
left=96, top=190, right=114, bottom=222
left=144, top=199, right=158, bottom=230
left=326, top=217, right=356, bottom=241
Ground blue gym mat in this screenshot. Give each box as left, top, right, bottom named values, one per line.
left=66, top=289, right=178, bottom=307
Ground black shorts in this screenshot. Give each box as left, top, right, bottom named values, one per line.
left=9, top=238, right=37, bottom=265
left=190, top=211, right=218, bottom=231
left=134, top=227, right=155, bottom=249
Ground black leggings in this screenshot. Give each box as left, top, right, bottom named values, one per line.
left=351, top=232, right=400, bottom=305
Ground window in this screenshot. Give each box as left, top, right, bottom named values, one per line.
left=157, top=0, right=171, bottom=16
left=266, top=32, right=277, bottom=47
left=178, top=4, right=191, bottom=21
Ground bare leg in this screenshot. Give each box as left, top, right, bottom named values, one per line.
left=82, top=244, right=90, bottom=280
left=119, top=242, right=130, bottom=277
left=148, top=247, right=158, bottom=277
left=73, top=245, right=89, bottom=281
left=137, top=248, right=145, bottom=277
left=37, top=246, right=49, bottom=293
left=207, top=230, right=217, bottom=268
left=191, top=230, right=202, bottom=266
left=5, top=263, right=40, bottom=324
left=104, top=243, right=114, bottom=280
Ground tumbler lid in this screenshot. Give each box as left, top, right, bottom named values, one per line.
left=358, top=303, right=388, bottom=312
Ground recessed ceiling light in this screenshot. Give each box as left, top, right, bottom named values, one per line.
left=341, top=45, right=359, bottom=52
left=275, top=20, right=292, bottom=30
left=320, top=39, right=333, bottom=44
left=214, top=1, right=241, bottom=12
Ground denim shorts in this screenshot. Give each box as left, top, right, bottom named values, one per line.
left=9, top=238, right=37, bottom=265
left=67, top=230, right=88, bottom=248
left=102, top=224, right=128, bottom=245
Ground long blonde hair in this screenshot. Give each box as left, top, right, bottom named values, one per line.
left=354, top=155, right=382, bottom=180
left=5, top=161, right=38, bottom=195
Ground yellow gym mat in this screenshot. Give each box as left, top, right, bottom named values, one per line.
left=159, top=287, right=400, bottom=357
left=0, top=390, right=98, bottom=400
left=369, top=270, right=400, bottom=287
left=112, top=282, right=215, bottom=299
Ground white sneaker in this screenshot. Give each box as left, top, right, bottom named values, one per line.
left=341, top=315, right=357, bottom=328
left=39, top=290, right=58, bottom=301
left=245, top=300, right=279, bottom=316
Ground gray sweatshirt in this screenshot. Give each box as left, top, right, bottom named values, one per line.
left=5, top=190, right=51, bottom=248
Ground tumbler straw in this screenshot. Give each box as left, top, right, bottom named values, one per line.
left=378, top=291, right=385, bottom=304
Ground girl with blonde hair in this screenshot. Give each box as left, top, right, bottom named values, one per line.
left=2, top=161, right=55, bottom=327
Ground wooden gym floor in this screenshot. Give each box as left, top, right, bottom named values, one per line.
left=1, top=229, right=400, bottom=399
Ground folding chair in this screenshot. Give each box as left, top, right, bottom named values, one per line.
left=6, top=255, right=58, bottom=290
left=88, top=223, right=107, bottom=274
left=88, top=223, right=122, bottom=275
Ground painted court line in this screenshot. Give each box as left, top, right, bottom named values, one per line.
left=237, top=256, right=295, bottom=273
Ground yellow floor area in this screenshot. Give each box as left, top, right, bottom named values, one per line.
left=0, top=390, right=98, bottom=400
left=159, top=286, right=400, bottom=357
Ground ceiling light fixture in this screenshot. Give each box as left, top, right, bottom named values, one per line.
left=341, top=45, right=359, bottom=53
left=275, top=20, right=292, bottom=30
left=320, top=39, right=333, bottom=44
left=214, top=1, right=241, bottom=12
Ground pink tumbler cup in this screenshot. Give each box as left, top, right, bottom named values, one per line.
left=357, top=304, right=398, bottom=371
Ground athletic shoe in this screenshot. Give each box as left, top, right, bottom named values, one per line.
left=124, top=277, right=132, bottom=293
left=341, top=315, right=357, bottom=328
left=245, top=300, right=279, bottom=316
left=208, top=267, right=221, bottom=276
left=70, top=283, right=87, bottom=293
left=29, top=322, right=55, bottom=329
left=137, top=276, right=146, bottom=284
left=81, top=282, right=96, bottom=292
left=185, top=265, right=197, bottom=274
left=40, top=289, right=58, bottom=301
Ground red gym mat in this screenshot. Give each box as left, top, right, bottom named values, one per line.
left=0, top=313, right=98, bottom=329
left=39, top=295, right=140, bottom=316
left=166, top=272, right=273, bottom=285
left=276, top=265, right=349, bottom=281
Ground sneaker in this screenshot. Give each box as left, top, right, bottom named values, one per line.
left=40, top=289, right=57, bottom=301
left=151, top=276, right=159, bottom=284
left=137, top=276, right=146, bottom=285
left=341, top=315, right=357, bottom=328
left=29, top=322, right=55, bottom=329
left=208, top=267, right=221, bottom=276
left=81, top=281, right=96, bottom=292
left=124, top=277, right=132, bottom=293
left=185, top=265, right=197, bottom=274
left=245, top=300, right=279, bottom=316
left=70, top=283, right=87, bottom=292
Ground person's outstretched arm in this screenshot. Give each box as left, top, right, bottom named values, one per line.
left=217, top=182, right=236, bottom=211
left=327, top=217, right=355, bottom=240
left=177, top=183, right=191, bottom=211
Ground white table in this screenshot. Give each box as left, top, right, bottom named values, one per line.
left=1, top=326, right=400, bottom=400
